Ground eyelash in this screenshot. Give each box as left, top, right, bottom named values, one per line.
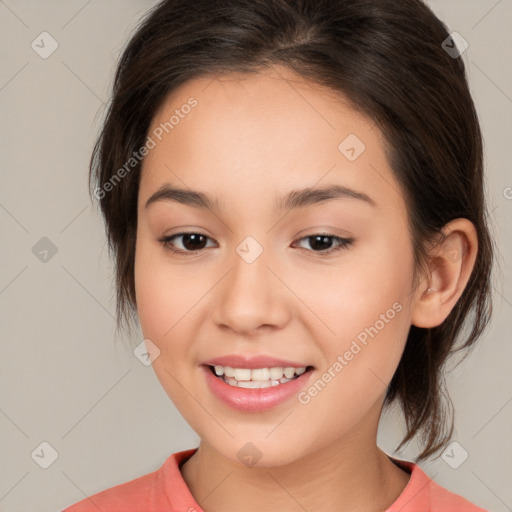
left=157, top=232, right=354, bottom=257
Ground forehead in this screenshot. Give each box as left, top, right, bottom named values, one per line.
left=140, top=65, right=404, bottom=216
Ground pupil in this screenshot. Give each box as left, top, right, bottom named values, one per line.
left=184, top=234, right=206, bottom=251
left=310, top=235, right=332, bottom=251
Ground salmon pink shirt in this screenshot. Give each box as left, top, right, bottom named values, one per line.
left=62, top=448, right=488, bottom=511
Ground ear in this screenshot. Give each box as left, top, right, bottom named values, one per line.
left=411, top=218, right=478, bottom=328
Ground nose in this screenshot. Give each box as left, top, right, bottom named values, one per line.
left=211, top=244, right=291, bottom=335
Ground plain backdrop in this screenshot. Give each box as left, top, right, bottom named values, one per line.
left=0, top=1, right=511, bottom=511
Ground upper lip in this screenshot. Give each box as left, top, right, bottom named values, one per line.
left=202, top=354, right=312, bottom=369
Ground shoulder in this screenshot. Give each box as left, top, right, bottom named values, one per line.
left=61, top=449, right=197, bottom=512
left=388, top=458, right=489, bottom=512
left=427, top=476, right=488, bottom=511
left=61, top=468, right=161, bottom=512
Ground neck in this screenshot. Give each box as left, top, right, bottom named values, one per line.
left=180, top=412, right=410, bottom=512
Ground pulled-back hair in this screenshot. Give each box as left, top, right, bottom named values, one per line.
left=90, top=0, right=495, bottom=462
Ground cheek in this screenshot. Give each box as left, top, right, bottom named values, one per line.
left=310, top=239, right=412, bottom=333
left=134, top=235, right=211, bottom=346
left=306, top=235, right=414, bottom=386
left=134, top=234, right=177, bottom=340
left=134, top=243, right=196, bottom=402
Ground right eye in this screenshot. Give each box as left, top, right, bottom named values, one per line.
left=158, top=232, right=217, bottom=255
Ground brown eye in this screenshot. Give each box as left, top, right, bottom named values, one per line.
left=158, top=232, right=216, bottom=254
left=294, top=234, right=354, bottom=256
left=158, top=232, right=354, bottom=257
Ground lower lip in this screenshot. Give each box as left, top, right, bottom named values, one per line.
left=201, top=365, right=314, bottom=412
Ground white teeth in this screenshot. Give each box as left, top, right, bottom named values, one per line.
left=211, top=364, right=308, bottom=386
left=269, top=367, right=284, bottom=380
left=251, top=368, right=270, bottom=380
left=223, top=366, right=235, bottom=378
left=232, top=368, right=252, bottom=381
left=226, top=377, right=293, bottom=388
left=283, top=367, right=296, bottom=379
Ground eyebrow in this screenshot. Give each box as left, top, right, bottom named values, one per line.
left=144, top=183, right=376, bottom=211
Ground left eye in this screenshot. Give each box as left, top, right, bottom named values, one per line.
left=158, top=232, right=354, bottom=256
left=293, top=234, right=354, bottom=255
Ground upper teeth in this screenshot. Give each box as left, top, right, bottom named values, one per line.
left=213, top=365, right=306, bottom=381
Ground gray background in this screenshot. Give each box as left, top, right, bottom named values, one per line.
left=0, top=1, right=510, bottom=511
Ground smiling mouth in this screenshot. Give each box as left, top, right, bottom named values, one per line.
left=207, top=364, right=314, bottom=389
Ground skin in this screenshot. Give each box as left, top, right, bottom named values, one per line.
left=134, top=64, right=478, bottom=512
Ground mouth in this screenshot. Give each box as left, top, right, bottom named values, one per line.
left=205, top=364, right=315, bottom=389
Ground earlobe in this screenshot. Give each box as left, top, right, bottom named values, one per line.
left=410, top=218, right=478, bottom=329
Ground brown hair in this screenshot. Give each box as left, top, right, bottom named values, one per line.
left=90, top=0, right=495, bottom=462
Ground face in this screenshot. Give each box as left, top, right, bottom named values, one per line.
left=134, top=65, right=418, bottom=467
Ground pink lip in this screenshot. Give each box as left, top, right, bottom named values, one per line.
left=201, top=354, right=311, bottom=369
left=201, top=364, right=314, bottom=412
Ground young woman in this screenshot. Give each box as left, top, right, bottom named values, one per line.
left=63, top=0, right=494, bottom=510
